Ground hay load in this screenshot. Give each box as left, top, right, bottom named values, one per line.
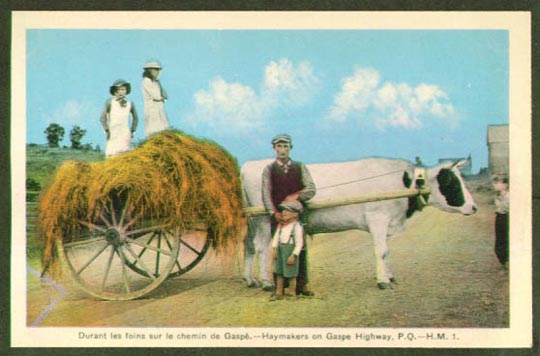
left=38, top=130, right=243, bottom=275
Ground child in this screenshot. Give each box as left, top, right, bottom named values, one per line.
left=492, top=173, right=509, bottom=269
left=270, top=200, right=304, bottom=301
left=142, top=60, right=170, bottom=137
left=100, top=79, right=138, bottom=157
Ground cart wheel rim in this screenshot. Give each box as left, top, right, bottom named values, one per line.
left=59, top=197, right=181, bottom=301
left=167, top=229, right=212, bottom=278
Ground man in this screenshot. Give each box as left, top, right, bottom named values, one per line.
left=262, top=133, right=316, bottom=296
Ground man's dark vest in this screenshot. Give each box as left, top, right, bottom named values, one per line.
left=270, top=160, right=303, bottom=209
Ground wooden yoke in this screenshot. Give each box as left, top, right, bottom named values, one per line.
left=243, top=187, right=432, bottom=217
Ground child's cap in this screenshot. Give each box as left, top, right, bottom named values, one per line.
left=278, top=200, right=303, bottom=214
left=271, top=133, right=292, bottom=146
left=144, top=60, right=163, bottom=69
left=109, top=79, right=131, bottom=95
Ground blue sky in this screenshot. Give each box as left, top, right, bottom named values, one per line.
left=26, top=30, right=508, bottom=172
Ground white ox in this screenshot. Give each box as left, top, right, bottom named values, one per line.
left=242, top=157, right=477, bottom=290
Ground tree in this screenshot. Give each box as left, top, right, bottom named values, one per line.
left=26, top=177, right=41, bottom=191
left=44, top=123, right=65, bottom=148
left=70, top=125, right=87, bottom=149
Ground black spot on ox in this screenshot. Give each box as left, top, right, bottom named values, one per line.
left=436, top=168, right=465, bottom=207
left=403, top=171, right=430, bottom=218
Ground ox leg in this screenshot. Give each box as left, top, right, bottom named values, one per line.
left=243, top=242, right=259, bottom=288
left=243, top=217, right=274, bottom=290
left=243, top=218, right=261, bottom=288
left=367, top=215, right=393, bottom=289
left=258, top=244, right=275, bottom=291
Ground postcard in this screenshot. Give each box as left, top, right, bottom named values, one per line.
left=11, top=11, right=532, bottom=348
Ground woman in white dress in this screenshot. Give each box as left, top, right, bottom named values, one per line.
left=142, top=61, right=170, bottom=137
left=100, top=79, right=139, bottom=157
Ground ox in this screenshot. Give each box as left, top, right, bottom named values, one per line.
left=242, top=157, right=477, bottom=290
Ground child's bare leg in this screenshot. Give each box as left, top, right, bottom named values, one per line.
left=275, top=275, right=284, bottom=296
left=288, top=278, right=297, bottom=296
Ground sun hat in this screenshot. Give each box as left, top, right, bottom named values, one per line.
left=143, top=60, right=163, bottom=69
left=278, top=200, right=304, bottom=214
left=271, top=133, right=292, bottom=146
left=109, top=79, right=131, bottom=95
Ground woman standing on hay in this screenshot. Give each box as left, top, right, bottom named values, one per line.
left=142, top=60, right=170, bottom=137
left=100, top=79, right=139, bottom=157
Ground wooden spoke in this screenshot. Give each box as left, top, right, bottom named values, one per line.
left=125, top=237, right=173, bottom=256
left=163, top=232, right=183, bottom=272
left=166, top=229, right=211, bottom=279
left=101, top=246, right=115, bottom=292
left=132, top=232, right=158, bottom=265
left=98, top=211, right=112, bottom=228
left=118, top=196, right=133, bottom=226
left=179, top=237, right=203, bottom=255
left=122, top=212, right=143, bottom=230
left=155, top=233, right=162, bottom=277
left=116, top=247, right=131, bottom=294
left=110, top=200, right=118, bottom=226
left=74, top=242, right=110, bottom=276
left=78, top=221, right=107, bottom=232
left=125, top=224, right=171, bottom=237
left=64, top=235, right=106, bottom=248
left=123, top=244, right=157, bottom=280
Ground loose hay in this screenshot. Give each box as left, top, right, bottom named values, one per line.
left=38, top=130, right=243, bottom=276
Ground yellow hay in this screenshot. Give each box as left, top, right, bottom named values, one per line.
left=38, top=130, right=243, bottom=275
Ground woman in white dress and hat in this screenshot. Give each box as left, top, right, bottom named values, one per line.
left=142, top=60, right=170, bottom=137
left=100, top=79, right=138, bottom=157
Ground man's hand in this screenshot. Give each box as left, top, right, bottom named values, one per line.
left=286, top=255, right=296, bottom=265
left=274, top=212, right=284, bottom=224
left=284, top=193, right=300, bottom=201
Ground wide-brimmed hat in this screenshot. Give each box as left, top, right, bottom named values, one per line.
left=109, top=79, right=131, bottom=95
left=278, top=200, right=303, bottom=214
left=271, top=133, right=292, bottom=146
left=143, top=60, right=163, bottom=69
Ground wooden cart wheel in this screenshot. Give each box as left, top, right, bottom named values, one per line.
left=59, top=195, right=180, bottom=301
left=124, top=226, right=211, bottom=278
left=167, top=227, right=212, bottom=278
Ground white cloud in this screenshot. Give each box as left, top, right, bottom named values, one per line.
left=329, top=67, right=380, bottom=122
left=262, top=59, right=319, bottom=105
left=328, top=67, right=457, bottom=129
left=43, top=100, right=95, bottom=127
left=190, top=77, right=265, bottom=130
left=187, top=58, right=319, bottom=133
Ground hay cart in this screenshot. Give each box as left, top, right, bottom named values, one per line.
left=40, top=131, right=243, bottom=301
left=58, top=195, right=213, bottom=301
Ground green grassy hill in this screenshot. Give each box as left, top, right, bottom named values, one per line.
left=26, top=145, right=105, bottom=265
left=27, top=144, right=105, bottom=195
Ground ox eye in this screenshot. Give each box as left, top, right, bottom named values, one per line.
left=436, top=169, right=465, bottom=207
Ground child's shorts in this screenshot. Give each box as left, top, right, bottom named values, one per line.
left=273, top=243, right=299, bottom=278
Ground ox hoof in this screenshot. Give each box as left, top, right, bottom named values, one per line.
left=377, top=282, right=393, bottom=290
left=389, top=277, right=398, bottom=284
left=262, top=285, right=275, bottom=292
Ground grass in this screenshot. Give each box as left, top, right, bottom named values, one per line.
left=26, top=145, right=105, bottom=265
left=26, top=145, right=105, bottom=189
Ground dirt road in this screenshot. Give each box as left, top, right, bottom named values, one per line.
left=27, top=188, right=508, bottom=328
